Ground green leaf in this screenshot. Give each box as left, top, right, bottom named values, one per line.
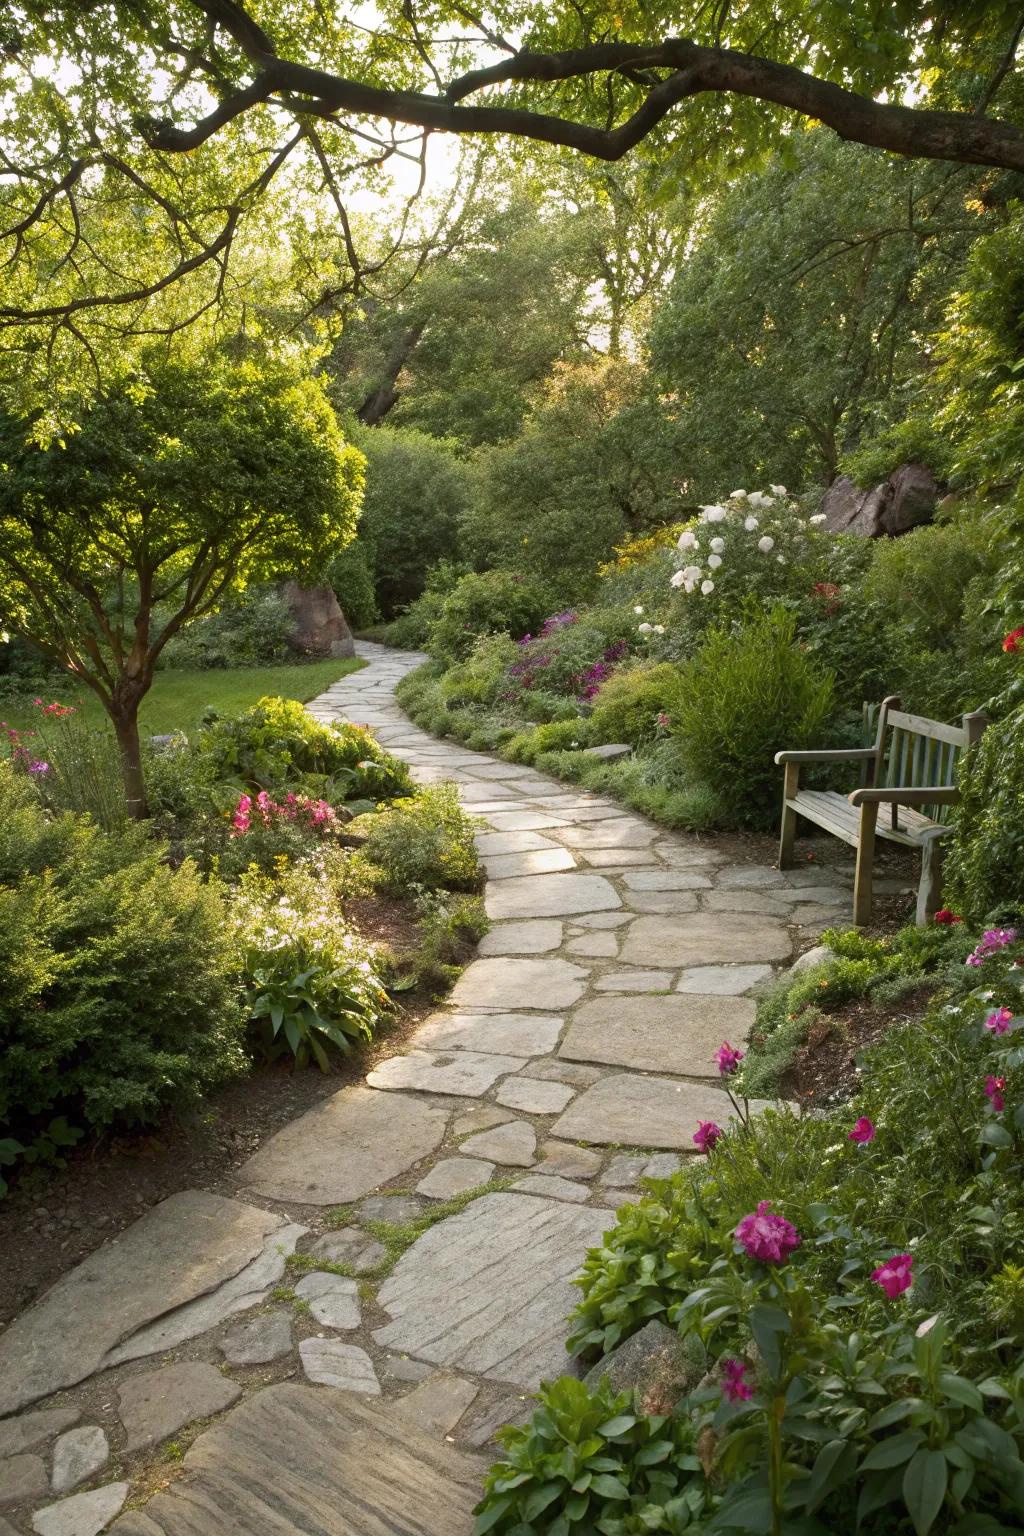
left=979, top=1122, right=1012, bottom=1148
left=597, top=1416, right=637, bottom=1438
left=590, top=1474, right=629, bottom=1501
left=522, top=1480, right=564, bottom=1520
left=861, top=1431, right=925, bottom=1471
left=937, top=1374, right=983, bottom=1411
left=903, top=1448, right=947, bottom=1536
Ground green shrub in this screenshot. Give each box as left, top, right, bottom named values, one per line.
left=359, top=783, right=481, bottom=892
left=946, top=702, right=1024, bottom=922
left=160, top=585, right=292, bottom=669
left=503, top=718, right=592, bottom=763
left=231, top=861, right=389, bottom=1070
left=438, top=633, right=519, bottom=709
left=5, top=702, right=127, bottom=832
left=589, top=662, right=681, bottom=746
left=0, top=766, right=245, bottom=1167
left=328, top=540, right=378, bottom=630
left=671, top=606, right=834, bottom=827
left=427, top=570, right=551, bottom=663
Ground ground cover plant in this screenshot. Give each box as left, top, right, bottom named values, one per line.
left=477, top=919, right=1024, bottom=1534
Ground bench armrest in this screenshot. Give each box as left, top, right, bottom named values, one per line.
left=848, top=786, right=960, bottom=808
left=775, top=748, right=878, bottom=766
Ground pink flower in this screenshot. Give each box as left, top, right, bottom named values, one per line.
left=871, top=1253, right=913, bottom=1299
left=693, top=1120, right=724, bottom=1154
left=230, top=794, right=252, bottom=835
left=721, top=1358, right=754, bottom=1403
left=848, top=1117, right=876, bottom=1144
left=984, top=1075, right=1007, bottom=1113
left=27, top=759, right=49, bottom=775
left=735, top=1202, right=801, bottom=1263
left=967, top=928, right=1018, bottom=966
left=985, top=1007, right=1014, bottom=1036
left=715, top=1041, right=744, bottom=1076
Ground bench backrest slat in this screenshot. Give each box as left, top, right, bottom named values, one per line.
left=863, top=699, right=988, bottom=822
left=887, top=709, right=966, bottom=747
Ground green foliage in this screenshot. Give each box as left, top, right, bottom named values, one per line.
left=389, top=888, right=490, bottom=999
left=4, top=702, right=127, bottom=833
left=159, top=586, right=293, bottom=670
left=328, top=541, right=378, bottom=632
left=231, top=861, right=389, bottom=1071
left=350, top=425, right=473, bottom=616
left=359, top=783, right=481, bottom=893
left=671, top=606, right=835, bottom=828
left=590, top=663, right=681, bottom=746
left=438, top=633, right=520, bottom=709
left=0, top=765, right=245, bottom=1174
left=946, top=703, right=1024, bottom=922
left=474, top=1376, right=707, bottom=1535
left=427, top=570, right=552, bottom=663
left=504, top=718, right=593, bottom=763
left=190, top=696, right=411, bottom=807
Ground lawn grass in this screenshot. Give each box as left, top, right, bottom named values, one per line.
left=1, top=658, right=366, bottom=737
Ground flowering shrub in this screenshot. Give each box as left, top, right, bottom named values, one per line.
left=3, top=701, right=127, bottom=831
left=230, top=861, right=389, bottom=1070
left=588, top=662, right=682, bottom=747
left=230, top=790, right=340, bottom=837
left=426, top=569, right=551, bottom=663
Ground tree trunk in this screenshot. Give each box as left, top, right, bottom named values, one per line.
left=358, top=322, right=426, bottom=425
left=110, top=700, right=149, bottom=820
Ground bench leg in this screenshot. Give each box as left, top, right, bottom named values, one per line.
left=917, top=838, right=944, bottom=926
left=853, top=802, right=879, bottom=927
left=778, top=763, right=799, bottom=869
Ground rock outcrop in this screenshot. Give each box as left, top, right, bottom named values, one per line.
left=821, top=462, right=939, bottom=537
left=279, top=582, right=355, bottom=658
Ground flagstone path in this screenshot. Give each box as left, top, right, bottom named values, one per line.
left=0, top=642, right=860, bottom=1535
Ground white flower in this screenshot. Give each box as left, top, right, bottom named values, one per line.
left=757, top=535, right=775, bottom=553
left=682, top=564, right=702, bottom=582
left=700, top=504, right=728, bottom=522
left=709, top=536, right=725, bottom=553
left=731, top=489, right=747, bottom=499
left=809, top=513, right=827, bottom=526
left=744, top=515, right=759, bottom=532
left=707, top=553, right=722, bottom=569
left=747, top=491, right=774, bottom=511
left=669, top=569, right=687, bottom=588
left=638, top=622, right=653, bottom=634
left=653, top=624, right=665, bottom=635
left=701, top=579, right=715, bottom=595
left=683, top=580, right=695, bottom=594
left=770, top=483, right=787, bottom=497
left=634, top=604, right=644, bottom=614
left=677, top=529, right=699, bottom=550
left=776, top=555, right=786, bottom=565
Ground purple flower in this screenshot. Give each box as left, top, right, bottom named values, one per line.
left=693, top=1120, right=724, bottom=1154
left=848, top=1116, right=876, bottom=1144
left=721, top=1358, right=754, bottom=1403
left=985, top=1006, right=1014, bottom=1035
left=715, top=1041, right=744, bottom=1076
left=984, top=1074, right=1007, bottom=1113
left=872, top=1253, right=913, bottom=1298
left=967, top=928, right=1018, bottom=966
left=735, top=1202, right=801, bottom=1263
left=27, top=759, right=49, bottom=776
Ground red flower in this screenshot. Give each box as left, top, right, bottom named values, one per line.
left=933, top=909, right=962, bottom=925
left=1003, top=627, right=1024, bottom=654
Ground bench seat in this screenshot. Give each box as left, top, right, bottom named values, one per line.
left=788, top=788, right=948, bottom=851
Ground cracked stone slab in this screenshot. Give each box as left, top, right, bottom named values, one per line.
left=594, top=969, right=674, bottom=992
left=299, top=1339, right=380, bottom=1395
left=0, top=1192, right=287, bottom=1414
left=237, top=1085, right=449, bottom=1205
left=518, top=1057, right=605, bottom=1087
left=51, top=1428, right=109, bottom=1495
left=459, top=1121, right=536, bottom=1166
left=107, top=1385, right=481, bottom=1536
left=294, top=1272, right=361, bottom=1330
left=619, top=913, right=792, bottom=967
left=359, top=1194, right=425, bottom=1224
left=449, top=957, right=588, bottom=1011
left=395, top=1375, right=480, bottom=1438
left=119, top=1363, right=241, bottom=1453
left=453, top=1105, right=515, bottom=1137
left=483, top=848, right=577, bottom=879
left=375, top=1194, right=609, bottom=1386
left=414, top=1011, right=563, bottom=1057
left=105, top=1221, right=306, bottom=1366
left=0, top=1410, right=80, bottom=1460
left=552, top=1073, right=749, bottom=1150
left=33, top=1483, right=128, bottom=1536
left=536, top=1141, right=603, bottom=1178
left=560, top=993, right=755, bottom=1077
left=477, top=920, right=563, bottom=956
left=309, top=1227, right=386, bottom=1273
left=486, top=873, right=620, bottom=920
left=417, top=1157, right=496, bottom=1200
left=367, top=1049, right=521, bottom=1097
left=676, top=964, right=774, bottom=995
left=221, top=1308, right=294, bottom=1366
left=557, top=820, right=658, bottom=849
left=511, top=1175, right=590, bottom=1203
left=495, top=1077, right=576, bottom=1114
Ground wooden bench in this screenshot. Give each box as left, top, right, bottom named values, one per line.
left=775, top=696, right=988, bottom=926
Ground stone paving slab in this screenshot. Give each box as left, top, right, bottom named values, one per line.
left=119, top=1363, right=241, bottom=1453
left=483, top=848, right=577, bottom=879
left=0, top=1193, right=286, bottom=1415
left=237, top=1086, right=450, bottom=1205
left=560, top=994, right=755, bottom=1078
left=375, top=1194, right=610, bottom=1386
left=413, top=1010, right=563, bottom=1056
left=619, top=912, right=792, bottom=967
left=106, top=1385, right=483, bottom=1535
left=477, top=919, right=563, bottom=955
left=676, top=964, right=773, bottom=995
left=485, top=872, right=620, bottom=919
left=449, top=956, right=588, bottom=1011
left=366, top=1049, right=522, bottom=1097
left=34, top=1482, right=128, bottom=1536
left=552, top=1073, right=744, bottom=1149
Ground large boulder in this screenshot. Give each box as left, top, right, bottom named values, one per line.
left=279, top=582, right=354, bottom=658
left=821, top=462, right=939, bottom=538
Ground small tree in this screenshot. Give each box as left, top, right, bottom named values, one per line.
left=0, top=353, right=364, bottom=816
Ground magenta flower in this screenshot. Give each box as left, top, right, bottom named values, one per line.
left=848, top=1116, right=876, bottom=1144
left=985, top=1006, right=1014, bottom=1035
left=984, top=1075, right=1007, bottom=1113
left=871, top=1253, right=913, bottom=1299
left=715, top=1041, right=744, bottom=1076
left=230, top=793, right=252, bottom=835
left=721, top=1358, right=754, bottom=1403
left=693, top=1120, right=724, bottom=1154
left=967, top=928, right=1018, bottom=966
left=735, top=1202, right=801, bottom=1263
